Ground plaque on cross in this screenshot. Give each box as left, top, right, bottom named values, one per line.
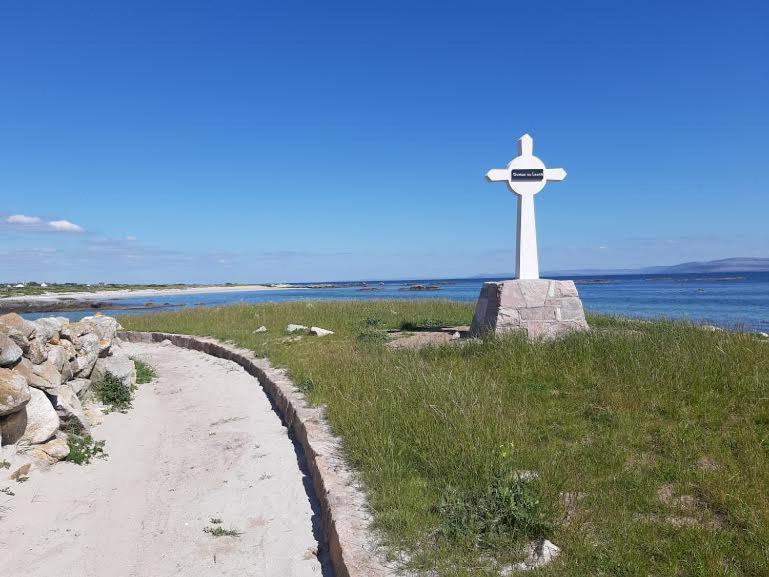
left=486, top=134, right=567, bottom=280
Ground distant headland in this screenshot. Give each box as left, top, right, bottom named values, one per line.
left=477, top=257, right=769, bottom=278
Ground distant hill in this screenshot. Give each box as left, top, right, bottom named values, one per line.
left=482, top=257, right=769, bottom=278
left=640, top=257, right=769, bottom=274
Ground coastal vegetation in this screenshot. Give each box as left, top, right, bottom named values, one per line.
left=0, top=283, right=193, bottom=298
left=120, top=300, right=769, bottom=576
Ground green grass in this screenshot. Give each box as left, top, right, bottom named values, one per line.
left=133, top=359, right=157, bottom=384
left=120, top=300, right=769, bottom=576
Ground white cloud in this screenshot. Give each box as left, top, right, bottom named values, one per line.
left=47, top=220, right=84, bottom=233
left=6, top=214, right=42, bottom=224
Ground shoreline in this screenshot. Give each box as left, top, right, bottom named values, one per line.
left=0, top=284, right=299, bottom=314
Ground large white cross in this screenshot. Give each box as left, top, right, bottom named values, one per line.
left=486, top=134, right=567, bottom=280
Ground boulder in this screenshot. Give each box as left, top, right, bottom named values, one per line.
left=33, top=317, right=63, bottom=343
left=91, top=355, right=136, bottom=388
left=60, top=321, right=94, bottom=343
left=26, top=337, right=48, bottom=364
left=4, top=326, right=30, bottom=354
left=0, top=334, right=23, bottom=367
left=81, top=315, right=120, bottom=342
left=54, top=384, right=90, bottom=434
left=13, top=357, right=51, bottom=391
left=0, top=312, right=36, bottom=338
left=46, top=344, right=68, bottom=372
left=0, top=368, right=30, bottom=416
left=10, top=387, right=59, bottom=445
left=74, top=333, right=100, bottom=377
left=309, top=326, right=334, bottom=337
left=30, top=435, right=70, bottom=464
left=31, top=361, right=62, bottom=394
left=68, top=378, right=91, bottom=398
left=286, top=324, right=308, bottom=333
left=253, top=326, right=268, bottom=333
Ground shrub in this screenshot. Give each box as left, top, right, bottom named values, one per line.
left=95, top=371, right=132, bottom=411
left=66, top=432, right=107, bottom=465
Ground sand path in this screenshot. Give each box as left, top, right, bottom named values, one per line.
left=0, top=341, right=327, bottom=577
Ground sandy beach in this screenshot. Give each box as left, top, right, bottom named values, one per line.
left=3, top=284, right=296, bottom=303
left=0, top=341, right=325, bottom=577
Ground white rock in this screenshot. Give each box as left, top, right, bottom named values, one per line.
left=76, top=332, right=100, bottom=355
left=68, top=378, right=92, bottom=398
left=758, top=332, right=769, bottom=339
left=30, top=435, right=70, bottom=464
left=55, top=384, right=90, bottom=434
left=0, top=367, right=30, bottom=416
left=253, top=326, right=268, bottom=333
left=33, top=317, right=62, bottom=343
left=46, top=344, right=68, bottom=371
left=514, top=470, right=540, bottom=482
left=512, top=539, right=561, bottom=572
left=31, top=361, right=62, bottom=393
left=4, top=326, right=30, bottom=354
left=26, top=337, right=48, bottom=364
left=702, top=324, right=723, bottom=332
left=91, top=355, right=136, bottom=388
left=309, top=326, right=334, bottom=337
left=2, top=387, right=60, bottom=445
left=286, top=324, right=308, bottom=333
left=0, top=334, right=23, bottom=366
left=80, top=315, right=120, bottom=342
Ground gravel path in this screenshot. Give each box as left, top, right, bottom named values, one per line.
left=0, top=341, right=326, bottom=577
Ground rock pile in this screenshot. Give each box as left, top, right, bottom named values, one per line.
left=0, top=312, right=136, bottom=473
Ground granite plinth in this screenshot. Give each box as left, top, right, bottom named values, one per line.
left=470, top=279, right=589, bottom=340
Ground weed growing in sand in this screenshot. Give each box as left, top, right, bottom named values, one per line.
left=95, top=372, right=132, bottom=412
left=15, top=476, right=28, bottom=483
left=0, top=459, right=9, bottom=469
left=133, top=359, right=157, bottom=384
left=209, top=517, right=223, bottom=524
left=65, top=423, right=107, bottom=465
left=0, top=487, right=14, bottom=496
left=203, top=525, right=240, bottom=537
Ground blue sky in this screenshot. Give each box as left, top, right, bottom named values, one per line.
left=1, top=0, right=767, bottom=283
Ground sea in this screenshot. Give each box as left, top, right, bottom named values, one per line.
left=28, top=272, right=769, bottom=332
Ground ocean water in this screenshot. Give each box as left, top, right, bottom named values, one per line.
left=29, top=272, right=769, bottom=332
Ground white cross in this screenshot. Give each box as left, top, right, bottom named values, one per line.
left=486, top=134, right=567, bottom=280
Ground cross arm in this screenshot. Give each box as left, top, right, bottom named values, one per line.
left=486, top=168, right=510, bottom=182
left=544, top=168, right=567, bottom=181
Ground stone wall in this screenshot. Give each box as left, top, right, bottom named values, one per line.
left=0, top=313, right=135, bottom=471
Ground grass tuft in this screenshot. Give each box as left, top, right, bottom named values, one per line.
left=203, top=525, right=241, bottom=537
left=133, top=359, right=157, bottom=384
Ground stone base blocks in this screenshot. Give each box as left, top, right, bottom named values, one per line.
left=470, top=279, right=589, bottom=340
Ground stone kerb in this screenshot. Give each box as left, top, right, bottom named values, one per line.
left=118, top=331, right=395, bottom=577
left=470, top=279, right=589, bottom=340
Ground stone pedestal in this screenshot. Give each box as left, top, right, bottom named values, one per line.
left=470, top=279, right=589, bottom=340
